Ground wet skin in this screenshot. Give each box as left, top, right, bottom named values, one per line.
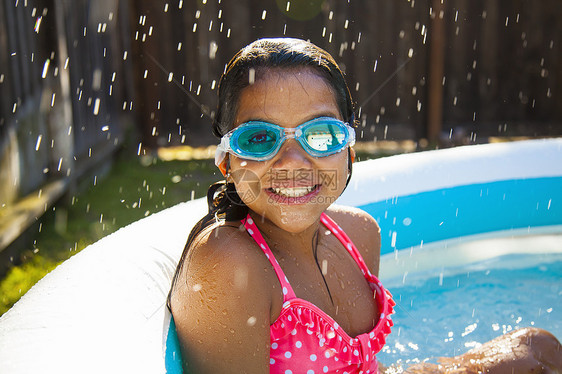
left=393, top=327, right=562, bottom=374
left=228, top=68, right=352, bottom=234
left=170, top=68, right=382, bottom=373
left=171, top=68, right=562, bottom=374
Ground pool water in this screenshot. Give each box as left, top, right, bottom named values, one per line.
left=377, top=252, right=562, bottom=366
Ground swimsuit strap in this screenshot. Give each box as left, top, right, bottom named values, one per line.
left=320, top=213, right=374, bottom=279
left=242, top=213, right=374, bottom=302
left=241, top=215, right=297, bottom=301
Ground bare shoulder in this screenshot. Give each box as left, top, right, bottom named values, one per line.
left=325, top=204, right=381, bottom=241
left=176, top=222, right=262, bottom=273
left=171, top=221, right=274, bottom=310
left=169, top=222, right=274, bottom=373
left=325, top=205, right=381, bottom=276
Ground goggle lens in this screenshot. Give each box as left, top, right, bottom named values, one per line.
left=218, top=117, right=354, bottom=163
left=236, top=127, right=278, bottom=155
left=304, top=122, right=347, bottom=152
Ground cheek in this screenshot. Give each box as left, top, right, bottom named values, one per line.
left=316, top=154, right=349, bottom=192
left=230, top=169, right=263, bottom=205
left=228, top=159, right=269, bottom=204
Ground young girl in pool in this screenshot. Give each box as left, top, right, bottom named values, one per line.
left=168, top=38, right=561, bottom=374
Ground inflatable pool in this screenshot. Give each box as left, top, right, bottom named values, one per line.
left=0, top=138, right=561, bottom=373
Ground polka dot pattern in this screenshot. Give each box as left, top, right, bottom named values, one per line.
left=242, top=213, right=395, bottom=373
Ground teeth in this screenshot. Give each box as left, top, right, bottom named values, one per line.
left=272, top=186, right=315, bottom=197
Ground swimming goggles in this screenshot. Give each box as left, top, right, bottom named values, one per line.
left=215, top=117, right=355, bottom=165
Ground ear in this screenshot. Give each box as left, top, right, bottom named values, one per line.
left=349, top=147, right=356, bottom=164
left=217, top=155, right=229, bottom=177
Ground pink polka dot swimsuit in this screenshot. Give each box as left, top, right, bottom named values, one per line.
left=242, top=213, right=395, bottom=374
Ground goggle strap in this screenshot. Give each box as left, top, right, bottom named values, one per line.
left=214, top=137, right=230, bottom=167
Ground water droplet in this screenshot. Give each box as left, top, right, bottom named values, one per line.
left=209, top=41, right=218, bottom=59
left=35, top=135, right=42, bottom=151
left=34, top=16, right=42, bottom=33
left=41, top=59, right=50, bottom=78
left=93, top=98, right=100, bottom=115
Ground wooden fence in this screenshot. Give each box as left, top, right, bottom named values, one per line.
left=128, top=0, right=562, bottom=147
left=0, top=0, right=133, bottom=260
left=1, top=0, right=561, bottom=260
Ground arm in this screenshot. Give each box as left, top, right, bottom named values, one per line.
left=396, top=328, right=562, bottom=374
left=169, top=226, right=272, bottom=374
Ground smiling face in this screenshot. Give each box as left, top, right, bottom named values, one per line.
left=227, top=68, right=354, bottom=232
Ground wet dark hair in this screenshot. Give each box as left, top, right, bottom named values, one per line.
left=167, top=38, right=356, bottom=310
left=213, top=38, right=355, bottom=137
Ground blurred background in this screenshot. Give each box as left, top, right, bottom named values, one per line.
left=1, top=0, right=561, bottom=314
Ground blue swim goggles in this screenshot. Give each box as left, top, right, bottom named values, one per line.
left=215, top=117, right=355, bottom=165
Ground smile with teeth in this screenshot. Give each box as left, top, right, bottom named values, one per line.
left=269, top=185, right=318, bottom=198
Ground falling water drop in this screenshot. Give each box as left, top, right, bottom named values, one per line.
left=34, top=16, right=42, bottom=33
left=41, top=59, right=50, bottom=78
left=209, top=41, right=218, bottom=59
left=93, top=98, right=101, bottom=115
left=35, top=135, right=42, bottom=151
left=248, top=68, right=256, bottom=85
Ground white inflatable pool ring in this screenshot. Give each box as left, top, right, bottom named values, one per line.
left=0, top=138, right=561, bottom=373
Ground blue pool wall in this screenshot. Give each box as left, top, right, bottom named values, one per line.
left=362, top=177, right=562, bottom=255
left=338, top=138, right=562, bottom=255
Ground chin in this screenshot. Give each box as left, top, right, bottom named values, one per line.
left=272, top=206, right=327, bottom=233
left=244, top=189, right=342, bottom=232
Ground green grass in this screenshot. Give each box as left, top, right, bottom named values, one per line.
left=0, top=151, right=221, bottom=316
left=0, top=146, right=396, bottom=316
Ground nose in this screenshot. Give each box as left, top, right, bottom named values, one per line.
left=271, top=138, right=312, bottom=170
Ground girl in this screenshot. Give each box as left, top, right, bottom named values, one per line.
left=168, top=38, right=561, bottom=374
